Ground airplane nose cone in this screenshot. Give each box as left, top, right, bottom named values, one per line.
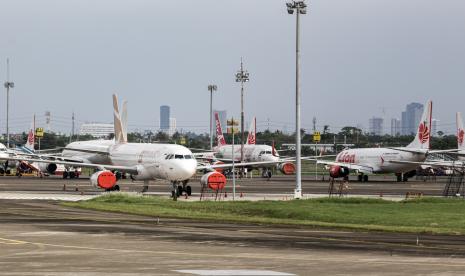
left=171, top=160, right=197, bottom=181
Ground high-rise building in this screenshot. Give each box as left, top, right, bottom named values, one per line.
left=432, top=119, right=440, bottom=136
left=160, top=105, right=170, bottom=132
left=401, top=103, right=423, bottom=135
left=213, top=110, right=227, bottom=132
left=369, top=117, right=384, bottom=136
left=169, top=117, right=177, bottom=136
left=390, top=118, right=401, bottom=136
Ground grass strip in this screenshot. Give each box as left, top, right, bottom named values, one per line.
left=64, top=194, right=465, bottom=235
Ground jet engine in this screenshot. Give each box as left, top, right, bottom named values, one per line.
left=90, top=170, right=117, bottom=190
left=212, top=161, right=225, bottom=173
left=200, top=171, right=226, bottom=191
left=329, top=165, right=350, bottom=178
left=278, top=162, right=296, bottom=175
left=37, top=163, right=57, bottom=174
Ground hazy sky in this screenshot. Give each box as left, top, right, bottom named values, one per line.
left=1, top=0, right=464, bottom=134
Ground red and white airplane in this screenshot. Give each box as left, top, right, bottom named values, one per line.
left=1, top=95, right=287, bottom=198
left=318, top=100, right=444, bottom=182
left=204, top=113, right=296, bottom=178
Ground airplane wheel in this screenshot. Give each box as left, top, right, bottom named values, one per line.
left=6, top=170, right=11, bottom=175
left=186, top=186, right=192, bottom=196
left=69, top=172, right=76, bottom=179
left=396, top=174, right=402, bottom=182
left=178, top=185, right=184, bottom=195
left=358, top=175, right=363, bottom=182
left=114, top=185, right=120, bottom=191
left=363, top=175, right=368, bottom=182
left=63, top=171, right=68, bottom=179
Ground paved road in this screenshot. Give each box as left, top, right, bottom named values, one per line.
left=0, top=174, right=449, bottom=197
left=1, top=200, right=465, bottom=275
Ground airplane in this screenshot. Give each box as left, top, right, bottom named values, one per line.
left=0, top=94, right=288, bottom=199
left=317, top=100, right=448, bottom=182
left=202, top=112, right=296, bottom=178
left=389, top=111, right=465, bottom=171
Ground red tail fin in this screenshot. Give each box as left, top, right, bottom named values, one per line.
left=215, top=112, right=226, bottom=146
left=246, top=117, right=256, bottom=145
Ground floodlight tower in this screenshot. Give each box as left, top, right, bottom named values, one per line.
left=208, top=84, right=218, bottom=150
left=286, top=0, right=307, bottom=199
left=4, top=58, right=14, bottom=148
left=235, top=59, right=249, bottom=164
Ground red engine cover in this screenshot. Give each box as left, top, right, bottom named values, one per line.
left=96, top=171, right=117, bottom=189
left=329, top=165, right=349, bottom=178
left=201, top=171, right=227, bottom=191
left=279, top=162, right=296, bottom=175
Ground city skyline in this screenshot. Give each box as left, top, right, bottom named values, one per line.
left=0, top=0, right=464, bottom=135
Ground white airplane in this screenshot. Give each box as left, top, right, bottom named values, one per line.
left=1, top=95, right=284, bottom=198
left=205, top=112, right=296, bottom=178
left=391, top=111, right=465, bottom=171
left=317, top=100, right=446, bottom=182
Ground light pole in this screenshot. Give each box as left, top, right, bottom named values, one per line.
left=286, top=0, right=307, bottom=199
left=235, top=59, right=249, bottom=165
left=208, top=84, right=218, bottom=150
left=4, top=58, right=14, bottom=148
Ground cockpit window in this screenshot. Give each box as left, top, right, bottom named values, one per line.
left=184, top=155, right=193, bottom=159
left=165, top=154, right=173, bottom=160
left=175, top=154, right=184, bottom=159
left=259, top=151, right=265, bottom=155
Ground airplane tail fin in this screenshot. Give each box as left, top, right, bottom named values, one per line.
left=406, top=100, right=432, bottom=150
left=25, top=116, right=35, bottom=151
left=272, top=140, right=277, bottom=157
left=457, top=112, right=465, bottom=150
left=246, top=117, right=256, bottom=145
left=112, top=94, right=128, bottom=144
left=215, top=112, right=226, bottom=146
left=121, top=100, right=128, bottom=143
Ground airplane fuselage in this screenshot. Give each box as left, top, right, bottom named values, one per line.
left=335, top=148, right=427, bottom=174
left=214, top=144, right=279, bottom=166
left=62, top=140, right=197, bottom=182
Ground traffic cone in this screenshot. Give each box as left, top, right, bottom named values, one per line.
left=224, top=192, right=227, bottom=198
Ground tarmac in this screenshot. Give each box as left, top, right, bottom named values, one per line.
left=0, top=175, right=464, bottom=275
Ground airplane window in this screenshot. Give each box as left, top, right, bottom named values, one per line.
left=166, top=154, right=174, bottom=160
left=175, top=154, right=184, bottom=159
left=184, top=155, right=193, bottom=159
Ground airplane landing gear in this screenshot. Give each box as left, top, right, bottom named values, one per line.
left=182, top=180, right=192, bottom=196
left=171, top=181, right=179, bottom=201
left=262, top=169, right=272, bottom=179
left=357, top=174, right=368, bottom=182
left=141, top=180, right=149, bottom=193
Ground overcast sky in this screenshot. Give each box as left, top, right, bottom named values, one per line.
left=1, top=0, right=464, bottom=135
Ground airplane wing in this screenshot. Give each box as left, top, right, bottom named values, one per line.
left=0, top=156, right=139, bottom=174
left=388, top=160, right=465, bottom=169
left=316, top=160, right=374, bottom=174
left=197, top=160, right=296, bottom=170
left=62, top=147, right=110, bottom=155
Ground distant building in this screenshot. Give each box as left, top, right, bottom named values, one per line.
left=401, top=102, right=423, bottom=135
left=213, top=110, right=227, bottom=131
left=432, top=119, right=440, bottom=136
left=80, top=123, right=113, bottom=138
left=169, top=117, right=177, bottom=136
left=390, top=118, right=401, bottom=136
left=160, top=105, right=170, bottom=132
left=369, top=117, right=384, bottom=136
